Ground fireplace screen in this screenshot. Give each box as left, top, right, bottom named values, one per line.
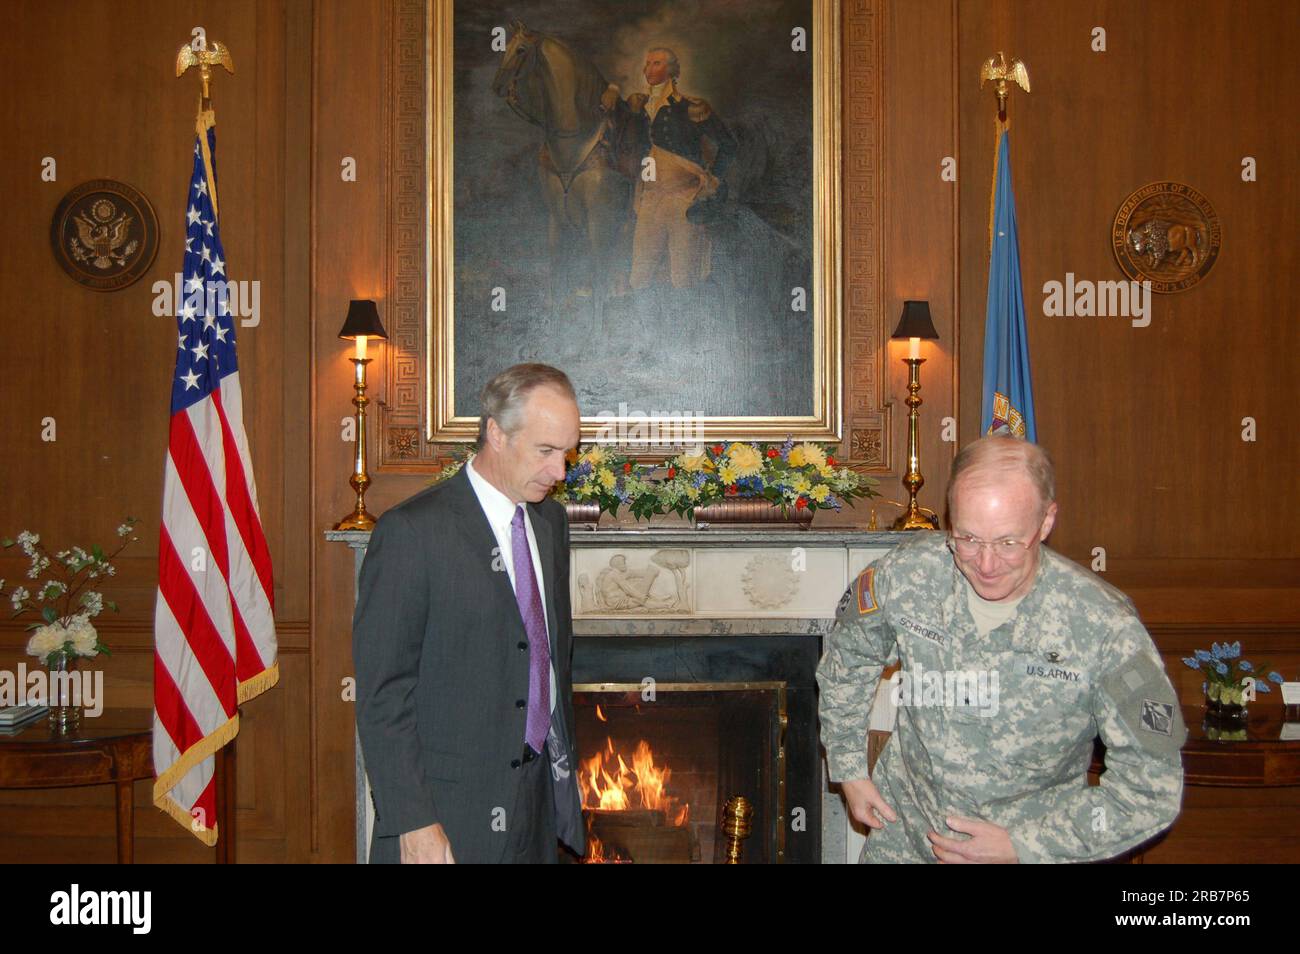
left=572, top=682, right=787, bottom=864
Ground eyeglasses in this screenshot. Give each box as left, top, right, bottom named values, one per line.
left=946, top=533, right=1037, bottom=563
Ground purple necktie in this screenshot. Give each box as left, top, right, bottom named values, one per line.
left=510, top=505, right=550, bottom=752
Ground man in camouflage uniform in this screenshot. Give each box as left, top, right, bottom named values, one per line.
left=817, top=436, right=1186, bottom=863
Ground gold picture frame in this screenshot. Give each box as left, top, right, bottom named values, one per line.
left=426, top=0, right=842, bottom=450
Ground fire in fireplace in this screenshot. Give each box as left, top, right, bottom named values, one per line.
left=573, top=683, right=786, bottom=863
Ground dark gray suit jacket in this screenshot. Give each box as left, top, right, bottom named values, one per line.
left=352, top=465, right=585, bottom=863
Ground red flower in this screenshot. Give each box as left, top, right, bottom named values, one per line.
left=667, top=466, right=677, bottom=478
left=726, top=483, right=739, bottom=495
left=712, top=444, right=724, bottom=456
left=623, top=462, right=632, bottom=473
left=826, top=455, right=836, bottom=466
left=795, top=496, right=808, bottom=510
left=766, top=448, right=779, bottom=458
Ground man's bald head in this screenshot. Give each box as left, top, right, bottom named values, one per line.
left=945, top=437, right=1058, bottom=602
left=947, top=436, right=1055, bottom=520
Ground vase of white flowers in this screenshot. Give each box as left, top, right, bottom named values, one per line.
left=3, top=518, right=138, bottom=732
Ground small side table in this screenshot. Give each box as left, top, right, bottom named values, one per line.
left=0, top=707, right=236, bottom=863
left=1092, top=703, right=1300, bottom=862
left=1179, top=704, right=1300, bottom=786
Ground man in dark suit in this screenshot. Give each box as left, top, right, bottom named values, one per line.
left=353, top=363, right=585, bottom=863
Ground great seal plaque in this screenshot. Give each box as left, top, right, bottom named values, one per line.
left=50, top=179, right=160, bottom=291
left=1111, top=181, right=1220, bottom=294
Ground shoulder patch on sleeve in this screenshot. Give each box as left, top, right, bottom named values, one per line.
left=855, top=567, right=879, bottom=616
left=1100, top=652, right=1186, bottom=756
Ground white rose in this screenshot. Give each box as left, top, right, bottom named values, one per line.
left=26, top=626, right=65, bottom=660
left=72, top=625, right=99, bottom=657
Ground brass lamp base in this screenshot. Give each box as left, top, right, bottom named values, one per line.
left=333, top=504, right=377, bottom=532
left=335, top=355, right=376, bottom=532
left=892, top=504, right=940, bottom=532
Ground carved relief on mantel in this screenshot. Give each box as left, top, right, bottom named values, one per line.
left=741, top=552, right=801, bottom=610
left=577, top=549, right=692, bottom=615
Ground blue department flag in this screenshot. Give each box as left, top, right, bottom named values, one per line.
left=981, top=129, right=1037, bottom=443
left=152, top=106, right=278, bottom=843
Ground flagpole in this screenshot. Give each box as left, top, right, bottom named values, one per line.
left=978, top=52, right=1038, bottom=444
left=980, top=53, right=1030, bottom=253
left=154, top=35, right=271, bottom=857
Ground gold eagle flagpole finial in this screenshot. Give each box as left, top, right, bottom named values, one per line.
left=979, top=51, right=1029, bottom=124
left=175, top=38, right=234, bottom=110
left=176, top=37, right=233, bottom=220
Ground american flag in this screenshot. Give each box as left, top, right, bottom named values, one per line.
left=152, top=107, right=278, bottom=844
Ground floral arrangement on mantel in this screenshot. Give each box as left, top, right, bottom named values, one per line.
left=1181, top=641, right=1284, bottom=713
left=2, top=519, right=139, bottom=666
left=431, top=438, right=876, bottom=520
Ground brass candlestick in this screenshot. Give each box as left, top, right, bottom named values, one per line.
left=720, top=795, right=753, bottom=864
left=892, top=357, right=940, bottom=531
left=335, top=356, right=377, bottom=531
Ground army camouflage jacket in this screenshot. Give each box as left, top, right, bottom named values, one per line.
left=817, top=533, right=1186, bottom=863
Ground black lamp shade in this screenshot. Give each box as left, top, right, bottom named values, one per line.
left=891, top=300, right=939, bottom=340
left=338, top=299, right=387, bottom=340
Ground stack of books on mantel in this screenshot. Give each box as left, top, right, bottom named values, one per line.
left=0, top=705, right=49, bottom=732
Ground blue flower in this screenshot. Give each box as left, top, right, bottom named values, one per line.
left=1211, top=642, right=1224, bottom=659
left=1201, top=681, right=1207, bottom=693
left=1238, top=660, right=1253, bottom=672
left=1224, top=641, right=1242, bottom=659
left=779, top=436, right=794, bottom=462
left=1194, top=649, right=1212, bottom=662
left=1255, top=680, right=1272, bottom=693
left=1181, top=656, right=1201, bottom=670
left=1268, top=671, right=1285, bottom=684
left=1215, top=661, right=1229, bottom=675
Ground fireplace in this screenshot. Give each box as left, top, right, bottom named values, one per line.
left=571, top=635, right=821, bottom=863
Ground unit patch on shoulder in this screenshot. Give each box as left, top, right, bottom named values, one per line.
left=855, top=567, right=879, bottom=616
left=1140, top=699, right=1174, bottom=736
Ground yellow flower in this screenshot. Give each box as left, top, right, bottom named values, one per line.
left=726, top=442, right=763, bottom=477
left=686, top=486, right=700, bottom=501
left=787, top=446, right=806, bottom=467
left=810, top=484, right=830, bottom=503
left=583, top=446, right=607, bottom=467
left=818, top=464, right=835, bottom=479
left=791, top=475, right=812, bottom=495
left=794, top=442, right=826, bottom=469
left=719, top=464, right=738, bottom=485
left=677, top=452, right=713, bottom=472
left=598, top=468, right=616, bottom=491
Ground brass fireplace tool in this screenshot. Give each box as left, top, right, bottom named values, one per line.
left=720, top=795, right=753, bottom=864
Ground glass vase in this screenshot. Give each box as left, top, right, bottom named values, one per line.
left=46, top=652, right=83, bottom=734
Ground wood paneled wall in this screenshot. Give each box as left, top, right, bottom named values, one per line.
left=2, top=0, right=1295, bottom=862
left=0, top=0, right=314, bottom=862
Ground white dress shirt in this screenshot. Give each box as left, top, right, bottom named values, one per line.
left=465, top=455, right=558, bottom=715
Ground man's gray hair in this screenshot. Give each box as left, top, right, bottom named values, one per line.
left=477, top=363, right=577, bottom=444
left=648, top=47, right=681, bottom=79
left=947, top=436, right=1056, bottom=515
